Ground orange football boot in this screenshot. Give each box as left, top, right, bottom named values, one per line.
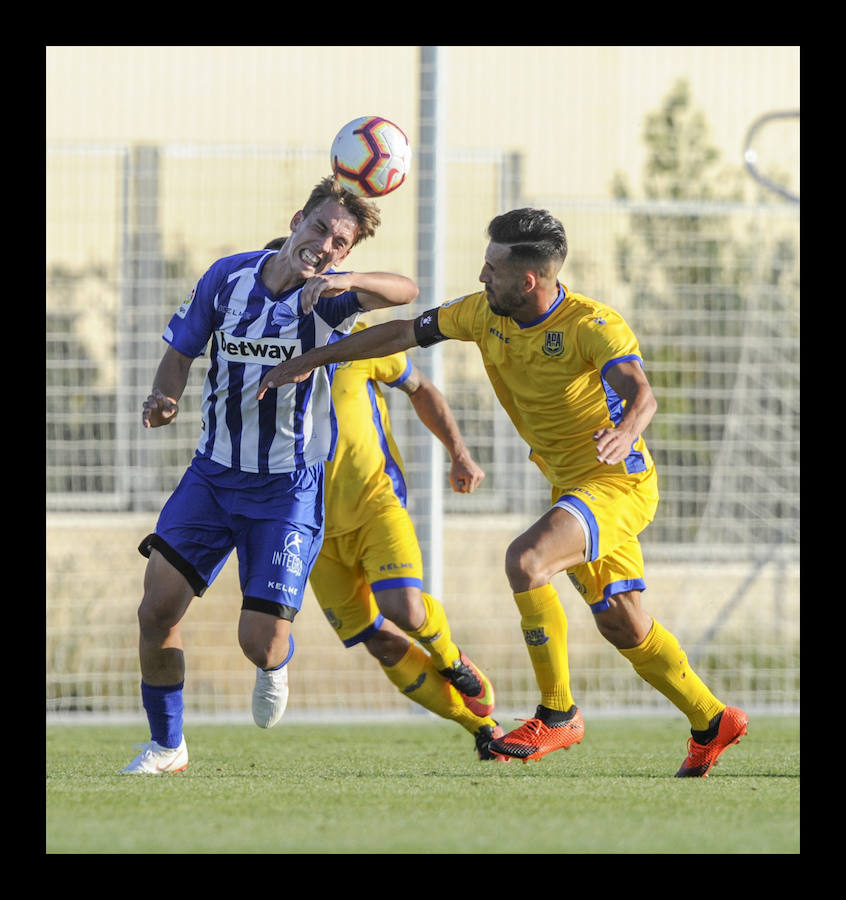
left=675, top=706, right=749, bottom=777
left=489, top=706, right=584, bottom=761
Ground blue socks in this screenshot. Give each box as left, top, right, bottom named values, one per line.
left=141, top=681, right=184, bottom=749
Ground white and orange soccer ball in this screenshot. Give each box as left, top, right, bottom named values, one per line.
left=330, top=116, right=411, bottom=198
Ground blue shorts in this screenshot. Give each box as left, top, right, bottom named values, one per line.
left=138, top=456, right=324, bottom=620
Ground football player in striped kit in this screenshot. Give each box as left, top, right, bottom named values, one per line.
left=122, top=178, right=418, bottom=774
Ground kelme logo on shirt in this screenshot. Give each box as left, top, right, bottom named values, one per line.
left=216, top=330, right=301, bottom=364
left=542, top=331, right=564, bottom=357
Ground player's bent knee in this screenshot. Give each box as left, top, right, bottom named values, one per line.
left=375, top=589, right=424, bottom=632
left=593, top=591, right=651, bottom=649
left=137, top=550, right=195, bottom=638
left=505, top=507, right=590, bottom=590
left=504, top=538, right=547, bottom=589
left=364, top=626, right=410, bottom=666
left=238, top=607, right=292, bottom=669
left=137, top=591, right=189, bottom=639
left=504, top=539, right=528, bottom=582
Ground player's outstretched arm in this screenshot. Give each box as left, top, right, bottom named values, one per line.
left=257, top=318, right=418, bottom=400
left=300, top=271, right=418, bottom=314
left=348, top=272, right=419, bottom=310
left=399, top=366, right=485, bottom=494
left=142, top=346, right=194, bottom=428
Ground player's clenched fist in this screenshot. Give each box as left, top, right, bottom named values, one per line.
left=142, top=389, right=179, bottom=428
left=449, top=455, right=486, bottom=494
left=593, top=425, right=634, bottom=465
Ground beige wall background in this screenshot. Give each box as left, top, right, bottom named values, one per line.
left=46, top=45, right=799, bottom=202
left=47, top=513, right=799, bottom=720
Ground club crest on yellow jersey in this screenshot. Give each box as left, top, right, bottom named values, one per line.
left=542, top=330, right=564, bottom=357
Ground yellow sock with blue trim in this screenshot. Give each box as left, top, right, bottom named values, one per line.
left=617, top=619, right=725, bottom=730
left=381, top=642, right=491, bottom=733
left=406, top=592, right=460, bottom=671
left=513, top=584, right=575, bottom=712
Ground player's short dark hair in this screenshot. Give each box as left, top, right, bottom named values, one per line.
left=302, top=176, right=382, bottom=246
left=487, top=208, right=568, bottom=276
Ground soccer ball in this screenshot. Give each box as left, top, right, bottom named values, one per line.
left=330, top=116, right=411, bottom=198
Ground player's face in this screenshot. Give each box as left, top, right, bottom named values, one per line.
left=479, top=242, right=528, bottom=317
left=286, top=200, right=359, bottom=279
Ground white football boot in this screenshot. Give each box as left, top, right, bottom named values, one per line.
left=121, top=737, right=188, bottom=774
left=252, top=664, right=289, bottom=728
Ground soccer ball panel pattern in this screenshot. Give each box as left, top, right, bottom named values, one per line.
left=331, top=116, right=411, bottom=197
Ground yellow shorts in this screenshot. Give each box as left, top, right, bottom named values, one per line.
left=309, top=503, right=423, bottom=646
left=552, top=466, right=659, bottom=614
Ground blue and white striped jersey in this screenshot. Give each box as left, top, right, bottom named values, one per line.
left=163, top=249, right=362, bottom=474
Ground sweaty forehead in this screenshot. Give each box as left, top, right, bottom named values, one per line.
left=312, top=200, right=359, bottom=238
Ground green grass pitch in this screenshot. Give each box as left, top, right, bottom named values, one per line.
left=46, top=716, right=799, bottom=854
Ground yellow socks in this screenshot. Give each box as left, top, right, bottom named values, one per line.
left=406, top=592, right=460, bottom=672
left=511, top=587, right=723, bottom=729
left=617, top=619, right=725, bottom=730
left=381, top=641, right=491, bottom=733
left=513, top=584, right=575, bottom=712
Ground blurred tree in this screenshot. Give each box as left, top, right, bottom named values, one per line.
left=611, top=80, right=798, bottom=547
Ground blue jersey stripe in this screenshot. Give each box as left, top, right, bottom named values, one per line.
left=202, top=333, right=221, bottom=456
left=384, top=357, right=413, bottom=387
left=600, top=355, right=649, bottom=474
left=225, top=362, right=245, bottom=468
left=367, top=380, right=408, bottom=507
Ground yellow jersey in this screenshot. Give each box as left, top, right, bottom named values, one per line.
left=435, top=284, right=654, bottom=488
left=324, top=324, right=412, bottom=538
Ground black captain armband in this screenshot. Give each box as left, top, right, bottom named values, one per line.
left=413, top=308, right=447, bottom=348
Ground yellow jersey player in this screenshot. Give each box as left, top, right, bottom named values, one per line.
left=261, top=242, right=506, bottom=761
left=258, top=209, right=748, bottom=777
left=316, top=324, right=506, bottom=760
